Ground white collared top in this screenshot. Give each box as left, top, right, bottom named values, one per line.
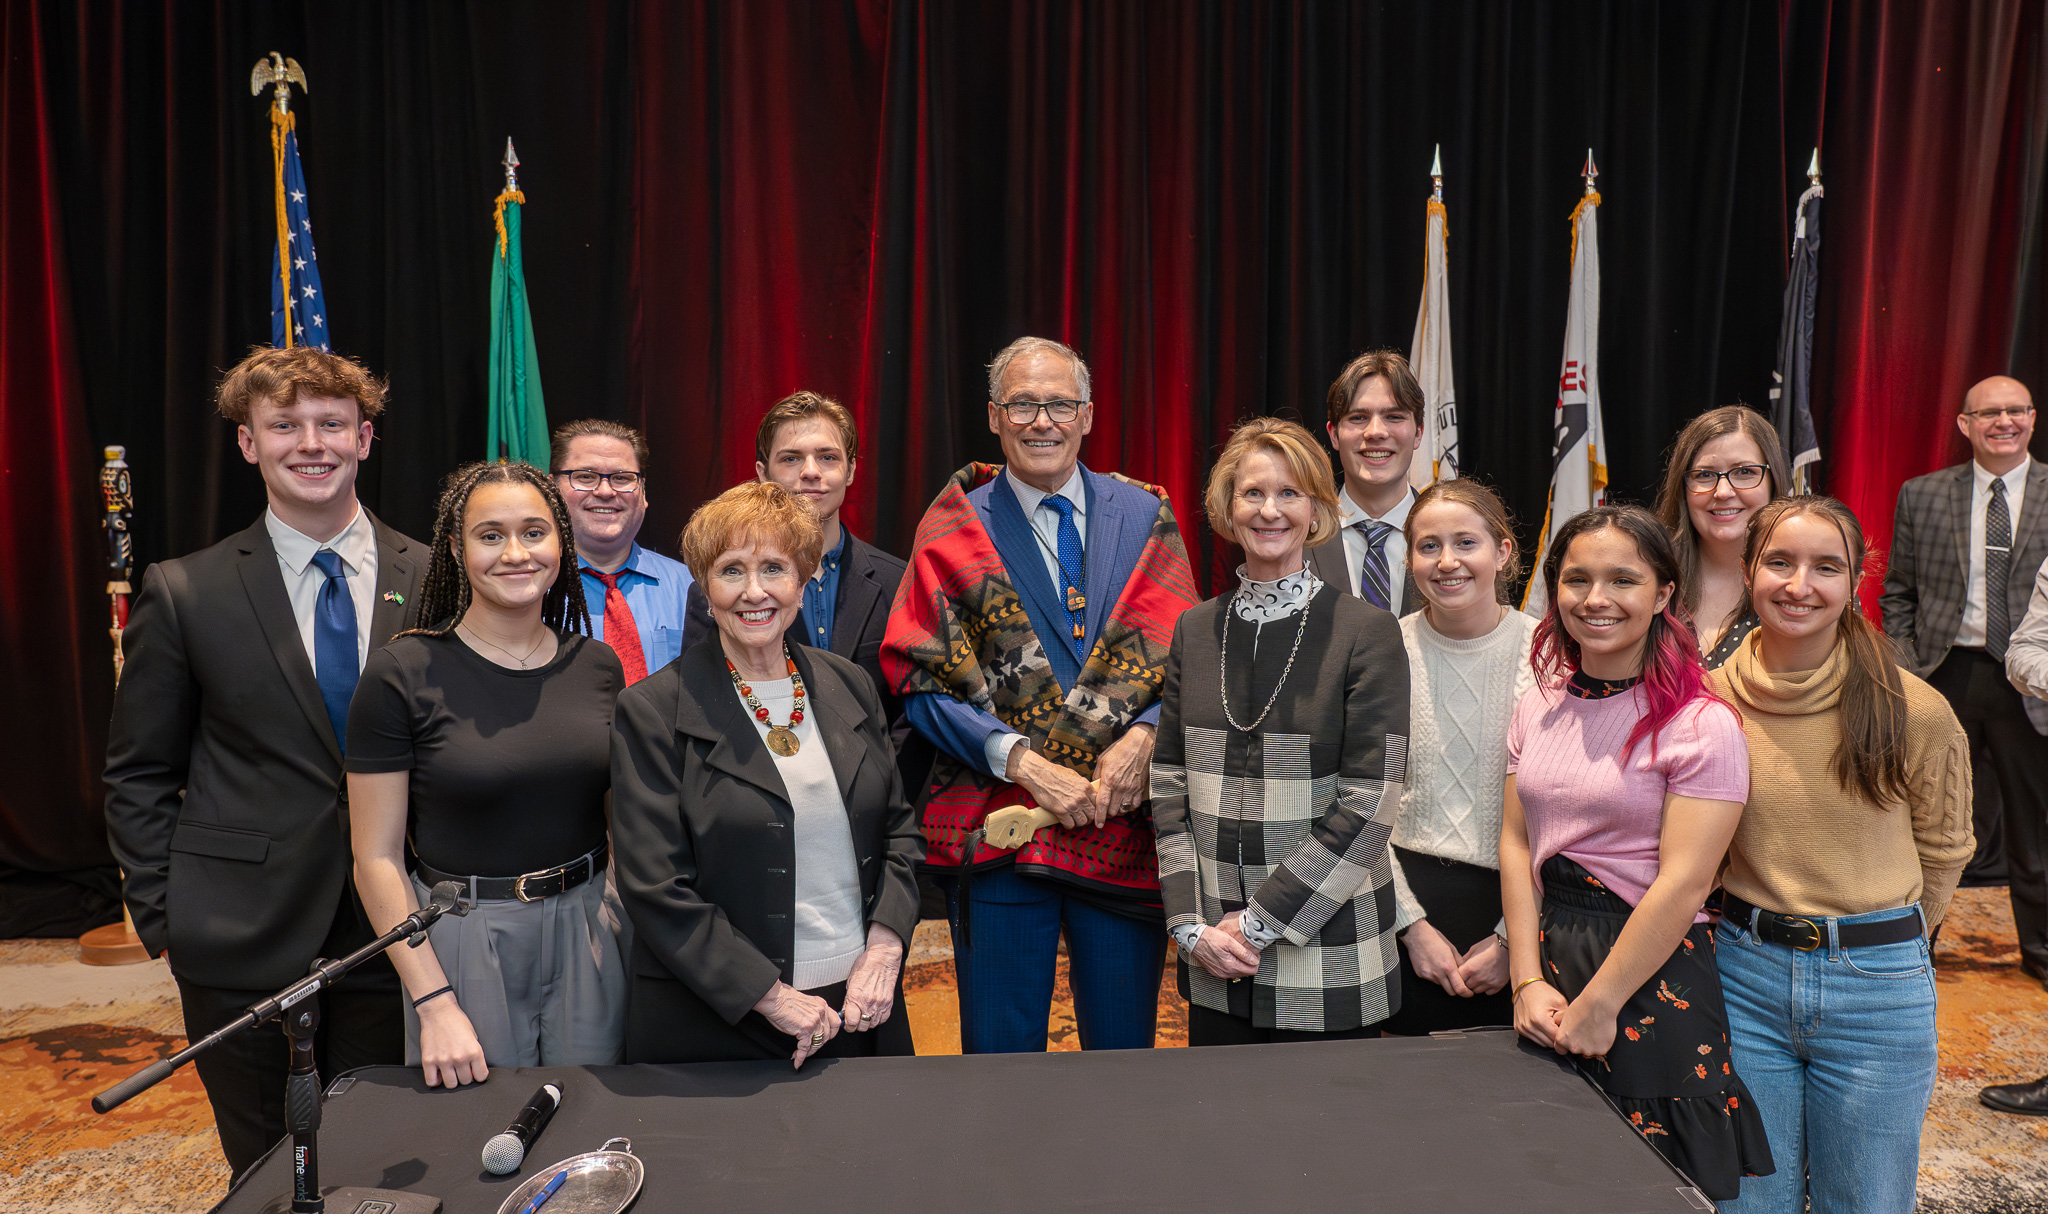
left=1336, top=484, right=1416, bottom=614
left=266, top=505, right=379, bottom=677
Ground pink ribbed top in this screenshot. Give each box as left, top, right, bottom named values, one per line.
left=1507, top=685, right=1750, bottom=920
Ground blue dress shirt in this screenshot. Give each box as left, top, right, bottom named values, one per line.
left=578, top=543, right=696, bottom=673
left=801, top=529, right=848, bottom=650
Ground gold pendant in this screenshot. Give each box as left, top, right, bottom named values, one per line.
left=766, top=726, right=801, bottom=757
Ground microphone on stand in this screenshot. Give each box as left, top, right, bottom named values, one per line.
left=482, top=1083, right=562, bottom=1175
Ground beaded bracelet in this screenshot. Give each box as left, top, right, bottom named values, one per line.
left=411, top=984, right=455, bottom=1010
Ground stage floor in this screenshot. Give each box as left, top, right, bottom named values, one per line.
left=1, top=887, right=2044, bottom=1212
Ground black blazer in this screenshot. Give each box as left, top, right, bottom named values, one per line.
left=682, top=528, right=933, bottom=792
left=1307, top=531, right=1423, bottom=618
left=102, top=513, right=425, bottom=989
left=610, top=636, right=924, bottom=1026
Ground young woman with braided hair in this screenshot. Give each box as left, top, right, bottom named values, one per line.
left=347, top=461, right=629, bottom=1086
left=1710, top=497, right=1972, bottom=1213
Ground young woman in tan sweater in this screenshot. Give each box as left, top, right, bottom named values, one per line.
left=1709, top=496, right=1973, bottom=1214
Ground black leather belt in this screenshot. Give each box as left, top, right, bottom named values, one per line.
left=1722, top=893, right=1924, bottom=951
left=415, top=843, right=606, bottom=904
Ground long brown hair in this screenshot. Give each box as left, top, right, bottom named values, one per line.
left=1654, top=405, right=1793, bottom=624
left=1742, top=496, right=1908, bottom=805
left=405, top=461, right=593, bottom=639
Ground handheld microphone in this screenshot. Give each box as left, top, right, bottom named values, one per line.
left=481, top=1083, right=562, bottom=1175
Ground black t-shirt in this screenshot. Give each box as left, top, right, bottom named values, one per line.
left=347, top=630, right=622, bottom=877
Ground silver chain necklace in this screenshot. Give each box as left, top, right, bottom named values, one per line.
left=1218, top=595, right=1314, bottom=733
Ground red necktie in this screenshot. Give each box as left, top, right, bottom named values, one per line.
left=588, top=568, right=649, bottom=684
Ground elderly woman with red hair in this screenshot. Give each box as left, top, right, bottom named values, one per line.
left=610, top=482, right=924, bottom=1067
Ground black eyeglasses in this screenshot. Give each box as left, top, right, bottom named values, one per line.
left=557, top=468, right=645, bottom=493
left=1685, top=464, right=1768, bottom=494
left=998, top=399, right=1085, bottom=425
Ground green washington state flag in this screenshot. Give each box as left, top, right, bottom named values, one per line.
left=486, top=167, right=548, bottom=465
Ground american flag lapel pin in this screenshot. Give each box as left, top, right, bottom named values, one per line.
left=383, top=590, right=405, bottom=605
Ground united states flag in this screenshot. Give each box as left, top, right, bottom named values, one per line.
left=270, top=118, right=331, bottom=351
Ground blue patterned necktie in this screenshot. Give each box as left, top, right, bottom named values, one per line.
left=1355, top=519, right=1395, bottom=610
left=1041, top=494, right=1088, bottom=659
left=310, top=550, right=361, bottom=750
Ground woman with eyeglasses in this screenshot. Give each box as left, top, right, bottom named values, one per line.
left=1653, top=407, right=1794, bottom=669
left=610, top=482, right=924, bottom=1068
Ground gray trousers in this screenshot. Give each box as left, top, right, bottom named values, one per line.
left=406, top=870, right=627, bottom=1067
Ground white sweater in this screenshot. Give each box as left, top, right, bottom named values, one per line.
left=1389, top=608, right=1538, bottom=928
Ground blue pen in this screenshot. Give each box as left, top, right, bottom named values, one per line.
left=516, top=1169, right=568, bottom=1214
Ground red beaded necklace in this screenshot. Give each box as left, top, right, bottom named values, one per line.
left=726, top=648, right=807, bottom=756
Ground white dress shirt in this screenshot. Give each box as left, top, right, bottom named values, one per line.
left=984, top=467, right=1091, bottom=775
left=1954, top=457, right=2032, bottom=648
left=267, top=505, right=378, bottom=678
left=1336, top=484, right=1415, bottom=615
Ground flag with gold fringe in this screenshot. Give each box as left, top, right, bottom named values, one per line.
left=487, top=139, right=548, bottom=464
left=1409, top=145, right=1460, bottom=490
left=253, top=54, right=329, bottom=351
left=1524, top=153, right=1609, bottom=616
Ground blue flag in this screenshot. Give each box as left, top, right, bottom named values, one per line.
left=269, top=110, right=331, bottom=350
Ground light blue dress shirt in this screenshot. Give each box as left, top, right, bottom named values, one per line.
left=578, top=543, right=696, bottom=674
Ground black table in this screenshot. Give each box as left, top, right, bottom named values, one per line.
left=216, top=1030, right=1712, bottom=1213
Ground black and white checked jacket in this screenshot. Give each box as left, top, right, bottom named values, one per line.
left=1151, top=585, right=1410, bottom=1032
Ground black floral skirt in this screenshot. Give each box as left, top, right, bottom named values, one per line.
left=1538, top=855, right=1775, bottom=1201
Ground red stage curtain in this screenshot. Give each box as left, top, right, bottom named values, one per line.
left=1816, top=0, right=2048, bottom=613
left=0, top=1, right=118, bottom=899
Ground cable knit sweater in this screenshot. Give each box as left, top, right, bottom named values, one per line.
left=1389, top=608, right=1538, bottom=927
left=1710, top=632, right=1974, bottom=929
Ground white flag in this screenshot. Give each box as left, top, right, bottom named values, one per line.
left=1524, top=185, right=1608, bottom=616
left=1409, top=188, right=1459, bottom=490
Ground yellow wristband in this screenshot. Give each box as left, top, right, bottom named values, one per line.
left=1511, top=976, right=1544, bottom=1001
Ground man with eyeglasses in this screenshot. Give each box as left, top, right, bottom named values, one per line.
left=551, top=419, right=694, bottom=683
left=1882, top=375, right=2048, bottom=987
left=883, top=336, right=1200, bottom=1053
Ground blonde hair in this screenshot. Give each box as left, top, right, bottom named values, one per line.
left=1203, top=417, right=1341, bottom=547
left=679, top=481, right=825, bottom=587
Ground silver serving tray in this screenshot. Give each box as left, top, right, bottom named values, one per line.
left=494, top=1137, right=644, bottom=1214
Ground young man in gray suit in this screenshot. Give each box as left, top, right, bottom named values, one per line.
left=1308, top=350, right=1426, bottom=617
left=1882, top=375, right=2047, bottom=983
left=103, top=347, right=426, bottom=1178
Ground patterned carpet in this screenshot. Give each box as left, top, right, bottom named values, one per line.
left=2, top=889, right=2040, bottom=1212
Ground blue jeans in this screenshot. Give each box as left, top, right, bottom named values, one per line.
left=944, top=865, right=1165, bottom=1053
left=1715, top=907, right=1936, bottom=1214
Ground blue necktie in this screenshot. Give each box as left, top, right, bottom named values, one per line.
left=310, top=550, right=361, bottom=751
left=1042, top=495, right=1088, bottom=660
left=1356, top=519, right=1395, bottom=610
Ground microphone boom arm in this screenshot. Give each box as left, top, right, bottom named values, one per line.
left=93, top=881, right=470, bottom=1114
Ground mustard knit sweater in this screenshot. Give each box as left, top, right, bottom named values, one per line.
left=1710, top=632, right=1974, bottom=929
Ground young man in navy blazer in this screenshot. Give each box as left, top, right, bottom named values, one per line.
left=103, top=347, right=425, bottom=1179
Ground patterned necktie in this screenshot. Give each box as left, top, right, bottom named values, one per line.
left=588, top=568, right=650, bottom=683
left=1987, top=477, right=2013, bottom=661
left=1355, top=519, right=1396, bottom=610
left=309, top=551, right=360, bottom=751
left=1041, top=494, right=1088, bottom=659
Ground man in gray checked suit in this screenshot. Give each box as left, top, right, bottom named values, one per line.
left=1882, top=375, right=2048, bottom=983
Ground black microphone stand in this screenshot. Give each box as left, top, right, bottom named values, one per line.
left=94, top=882, right=472, bottom=1213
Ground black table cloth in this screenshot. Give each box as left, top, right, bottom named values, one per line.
left=215, top=1030, right=1713, bottom=1213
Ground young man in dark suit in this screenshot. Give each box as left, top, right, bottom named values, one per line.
left=1307, top=350, right=1426, bottom=617
left=1883, top=375, right=2047, bottom=984
left=684, top=391, right=931, bottom=796
left=103, top=346, right=426, bottom=1179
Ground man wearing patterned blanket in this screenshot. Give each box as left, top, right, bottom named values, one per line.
left=883, top=336, right=1200, bottom=1053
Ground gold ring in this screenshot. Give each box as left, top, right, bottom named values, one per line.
left=809, top=1031, right=823, bottom=1043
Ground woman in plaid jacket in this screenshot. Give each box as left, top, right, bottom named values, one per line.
left=1151, top=418, right=1410, bottom=1044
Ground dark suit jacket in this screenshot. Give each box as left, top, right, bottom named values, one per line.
left=1881, top=458, right=2048, bottom=677
left=1307, top=533, right=1423, bottom=618
left=102, top=513, right=426, bottom=989
left=609, top=637, right=924, bottom=1028
left=683, top=529, right=932, bottom=791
